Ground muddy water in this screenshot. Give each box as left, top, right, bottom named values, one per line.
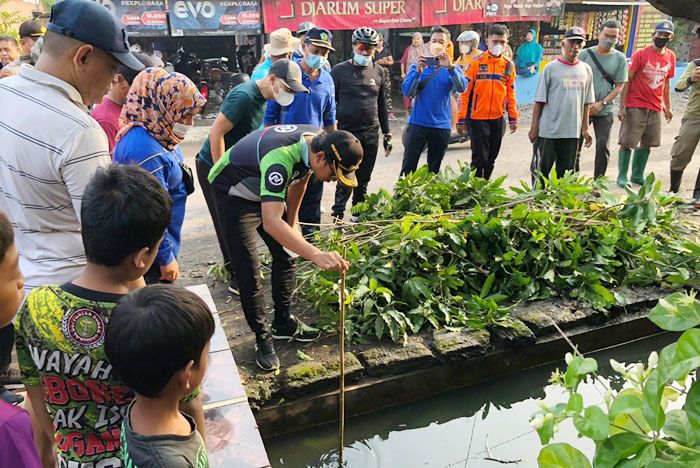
left=266, top=333, right=676, bottom=468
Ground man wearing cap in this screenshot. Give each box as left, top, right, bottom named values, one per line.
left=292, top=21, right=315, bottom=61
left=330, top=26, right=392, bottom=222
left=265, top=27, right=337, bottom=237
left=617, top=20, right=676, bottom=187
left=0, top=0, right=144, bottom=289
left=19, top=20, right=45, bottom=62
left=208, top=125, right=361, bottom=371
left=529, top=26, right=594, bottom=186
left=198, top=59, right=306, bottom=295
left=250, top=27, right=298, bottom=81
left=578, top=20, right=628, bottom=179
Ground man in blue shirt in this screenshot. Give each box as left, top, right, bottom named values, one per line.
left=401, top=26, right=467, bottom=175
left=265, top=27, right=337, bottom=236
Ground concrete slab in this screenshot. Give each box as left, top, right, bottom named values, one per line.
left=186, top=284, right=270, bottom=468
left=205, top=403, right=271, bottom=468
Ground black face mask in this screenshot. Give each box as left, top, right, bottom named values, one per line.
left=653, top=37, right=669, bottom=49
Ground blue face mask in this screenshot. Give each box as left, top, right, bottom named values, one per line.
left=305, top=53, right=327, bottom=70
left=354, top=53, right=372, bottom=67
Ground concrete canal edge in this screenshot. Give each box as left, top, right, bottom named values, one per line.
left=252, top=286, right=670, bottom=439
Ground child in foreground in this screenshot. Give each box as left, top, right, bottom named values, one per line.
left=0, top=209, right=40, bottom=467
left=15, top=165, right=205, bottom=466
left=105, top=285, right=214, bottom=467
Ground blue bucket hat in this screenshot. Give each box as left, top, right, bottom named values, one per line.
left=47, top=0, right=144, bottom=71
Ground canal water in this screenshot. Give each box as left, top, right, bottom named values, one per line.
left=266, top=333, right=677, bottom=468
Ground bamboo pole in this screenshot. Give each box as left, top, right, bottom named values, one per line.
left=338, top=246, right=347, bottom=467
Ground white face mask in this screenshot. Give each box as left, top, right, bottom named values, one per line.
left=172, top=122, right=192, bottom=139
left=429, top=42, right=445, bottom=57
left=273, top=82, right=294, bottom=107
left=489, top=44, right=505, bottom=57
left=459, top=44, right=471, bottom=54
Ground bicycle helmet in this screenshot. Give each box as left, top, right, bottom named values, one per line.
left=352, top=27, right=380, bottom=46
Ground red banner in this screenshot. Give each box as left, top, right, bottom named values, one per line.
left=421, top=0, right=483, bottom=26
left=262, top=0, right=422, bottom=32
left=421, top=0, right=548, bottom=26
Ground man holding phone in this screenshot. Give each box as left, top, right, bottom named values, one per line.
left=401, top=26, right=467, bottom=175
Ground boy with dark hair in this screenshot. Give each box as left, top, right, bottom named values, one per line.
left=105, top=285, right=214, bottom=466
left=0, top=209, right=40, bottom=467
left=15, top=165, right=205, bottom=467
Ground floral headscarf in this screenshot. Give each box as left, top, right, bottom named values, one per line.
left=116, top=67, right=206, bottom=151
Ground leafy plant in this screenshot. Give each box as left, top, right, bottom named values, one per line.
left=297, top=167, right=699, bottom=343
left=530, top=291, right=700, bottom=467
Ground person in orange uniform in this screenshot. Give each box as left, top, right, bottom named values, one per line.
left=455, top=30, right=481, bottom=70
left=457, top=24, right=518, bottom=179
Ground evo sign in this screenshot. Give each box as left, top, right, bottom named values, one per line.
left=169, top=0, right=261, bottom=35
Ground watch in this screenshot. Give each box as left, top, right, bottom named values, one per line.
left=602, top=99, right=609, bottom=106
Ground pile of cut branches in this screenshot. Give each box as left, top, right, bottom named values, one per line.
left=297, top=166, right=700, bottom=343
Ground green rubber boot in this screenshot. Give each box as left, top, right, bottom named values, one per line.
left=617, top=149, right=632, bottom=187
left=630, top=148, right=651, bottom=185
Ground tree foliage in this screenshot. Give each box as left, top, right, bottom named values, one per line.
left=531, top=291, right=700, bottom=467
left=298, top=167, right=700, bottom=343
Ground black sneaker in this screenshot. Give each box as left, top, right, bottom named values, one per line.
left=228, top=275, right=240, bottom=296
left=255, top=333, right=280, bottom=371
left=272, top=315, right=321, bottom=342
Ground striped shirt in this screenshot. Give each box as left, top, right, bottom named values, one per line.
left=0, top=65, right=110, bottom=289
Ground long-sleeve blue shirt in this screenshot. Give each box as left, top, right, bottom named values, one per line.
left=113, top=126, right=186, bottom=267
left=402, top=64, right=467, bottom=129
left=264, top=59, right=336, bottom=128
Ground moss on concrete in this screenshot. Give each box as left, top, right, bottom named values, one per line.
left=490, top=319, right=536, bottom=348
left=431, top=328, right=490, bottom=359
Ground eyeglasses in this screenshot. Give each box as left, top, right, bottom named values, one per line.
left=356, top=43, right=376, bottom=53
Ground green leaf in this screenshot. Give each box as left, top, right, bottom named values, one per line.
left=593, top=433, right=649, bottom=467
left=573, top=405, right=610, bottom=441
left=685, top=380, right=700, bottom=431
left=648, top=293, right=700, bottom=331
left=643, top=369, right=666, bottom=431
left=614, top=443, right=656, bottom=468
left=663, top=409, right=695, bottom=446
left=609, top=390, right=643, bottom=419
left=296, top=349, right=313, bottom=361
left=512, top=203, right=529, bottom=219
left=647, top=461, right=694, bottom=468
left=480, top=272, right=496, bottom=298
left=369, top=277, right=378, bottom=291
left=537, top=443, right=592, bottom=468
left=374, top=316, right=385, bottom=340
left=566, top=392, right=583, bottom=415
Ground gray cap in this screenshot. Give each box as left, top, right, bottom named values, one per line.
left=269, top=59, right=308, bottom=94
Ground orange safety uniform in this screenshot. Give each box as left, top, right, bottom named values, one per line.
left=454, top=50, right=481, bottom=70
left=458, top=51, right=519, bottom=124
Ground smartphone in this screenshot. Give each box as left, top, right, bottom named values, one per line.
left=422, top=56, right=439, bottom=67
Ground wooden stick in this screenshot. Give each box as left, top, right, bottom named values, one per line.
left=338, top=246, right=347, bottom=467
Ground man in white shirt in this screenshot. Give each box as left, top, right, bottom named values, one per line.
left=0, top=0, right=143, bottom=405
